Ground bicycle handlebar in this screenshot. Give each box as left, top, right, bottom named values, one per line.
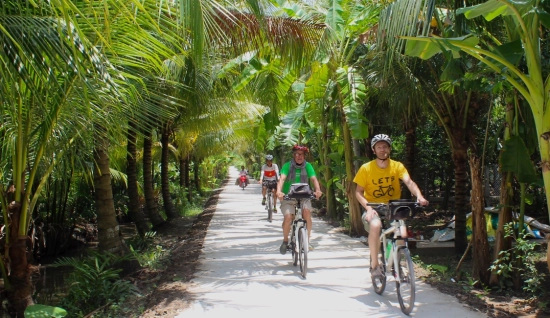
left=367, top=200, right=422, bottom=221
left=283, top=193, right=316, bottom=200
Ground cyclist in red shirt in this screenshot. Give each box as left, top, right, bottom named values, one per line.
left=260, top=154, right=280, bottom=210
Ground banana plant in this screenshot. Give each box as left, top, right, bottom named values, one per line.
left=402, top=0, right=550, bottom=223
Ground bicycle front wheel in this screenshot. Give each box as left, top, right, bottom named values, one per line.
left=372, top=242, right=387, bottom=295
left=298, top=227, right=308, bottom=278
left=396, top=247, right=415, bottom=315
left=267, top=193, right=273, bottom=222
left=291, top=229, right=298, bottom=266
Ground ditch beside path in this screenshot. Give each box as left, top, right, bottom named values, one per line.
left=176, top=167, right=484, bottom=318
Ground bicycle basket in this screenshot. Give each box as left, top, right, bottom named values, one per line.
left=287, top=183, right=313, bottom=199
left=388, top=199, right=418, bottom=220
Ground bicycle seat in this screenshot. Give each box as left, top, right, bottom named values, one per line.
left=388, top=199, right=420, bottom=220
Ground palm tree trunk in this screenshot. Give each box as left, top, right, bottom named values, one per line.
left=469, top=153, right=490, bottom=285
left=185, top=157, right=192, bottom=202
left=402, top=126, right=417, bottom=199
left=6, top=201, right=34, bottom=317
left=143, top=129, right=165, bottom=227
left=127, top=122, right=149, bottom=236
left=452, top=147, right=469, bottom=254
left=322, top=118, right=337, bottom=219
left=343, top=120, right=364, bottom=236
left=194, top=156, right=202, bottom=196
left=161, top=125, right=178, bottom=219
left=93, top=126, right=127, bottom=254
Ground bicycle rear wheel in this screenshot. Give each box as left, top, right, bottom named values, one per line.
left=267, top=193, right=273, bottom=222
left=298, top=227, right=308, bottom=278
left=371, top=242, right=387, bottom=295
left=396, top=247, right=415, bottom=315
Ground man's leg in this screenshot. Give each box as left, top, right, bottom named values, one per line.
left=368, top=218, right=382, bottom=268
left=271, top=188, right=277, bottom=211
left=261, top=185, right=266, bottom=205
left=279, top=199, right=294, bottom=254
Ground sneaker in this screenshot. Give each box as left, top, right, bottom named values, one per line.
left=370, top=266, right=384, bottom=278
left=262, top=197, right=266, bottom=205
left=308, top=244, right=314, bottom=251
left=273, top=207, right=278, bottom=213
left=280, top=241, right=288, bottom=255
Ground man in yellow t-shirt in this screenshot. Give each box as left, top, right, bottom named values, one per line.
left=353, top=134, right=429, bottom=278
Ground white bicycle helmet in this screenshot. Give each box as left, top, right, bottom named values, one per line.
left=265, top=154, right=274, bottom=160
left=371, top=134, right=392, bottom=149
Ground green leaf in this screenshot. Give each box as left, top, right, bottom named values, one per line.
left=24, top=304, right=67, bottom=318
left=491, top=40, right=524, bottom=66
left=499, top=136, right=540, bottom=184
left=456, top=0, right=514, bottom=21
left=404, top=35, right=479, bottom=60
left=404, top=36, right=442, bottom=59
left=536, top=7, right=550, bottom=28
left=305, top=62, right=330, bottom=101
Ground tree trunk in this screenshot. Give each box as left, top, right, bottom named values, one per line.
left=93, top=127, right=128, bottom=254
left=194, top=156, right=202, bottom=196
left=143, top=129, right=165, bottom=228
left=322, top=118, right=337, bottom=219
left=185, top=157, right=191, bottom=202
left=343, top=120, right=364, bottom=236
left=160, top=125, right=178, bottom=219
left=5, top=201, right=34, bottom=317
left=452, top=147, right=469, bottom=254
left=469, top=153, right=491, bottom=285
left=127, top=122, right=149, bottom=236
left=402, top=126, right=416, bottom=200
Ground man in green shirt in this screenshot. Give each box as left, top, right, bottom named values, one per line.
left=276, top=145, right=322, bottom=255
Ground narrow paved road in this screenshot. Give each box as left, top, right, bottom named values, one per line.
left=176, top=167, right=484, bottom=317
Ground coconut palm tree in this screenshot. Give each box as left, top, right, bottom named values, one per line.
left=0, top=8, right=122, bottom=317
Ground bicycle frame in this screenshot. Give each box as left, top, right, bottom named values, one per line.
left=380, top=219, right=408, bottom=277
left=291, top=200, right=307, bottom=254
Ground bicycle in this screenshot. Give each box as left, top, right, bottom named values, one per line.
left=367, top=199, right=421, bottom=315
left=263, top=180, right=277, bottom=222
left=284, top=184, right=314, bottom=278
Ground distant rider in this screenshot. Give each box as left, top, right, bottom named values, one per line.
left=239, top=165, right=249, bottom=187
left=260, top=154, right=280, bottom=211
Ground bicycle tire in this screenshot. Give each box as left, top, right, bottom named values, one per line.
left=396, top=247, right=415, bottom=315
left=267, top=193, right=273, bottom=222
left=291, top=226, right=298, bottom=266
left=372, top=241, right=387, bottom=295
left=298, top=227, right=308, bottom=278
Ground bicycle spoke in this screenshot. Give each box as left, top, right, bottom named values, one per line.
left=396, top=247, right=415, bottom=315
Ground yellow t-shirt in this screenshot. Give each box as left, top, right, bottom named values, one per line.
left=353, top=159, right=408, bottom=204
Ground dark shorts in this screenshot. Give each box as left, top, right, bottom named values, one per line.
left=262, top=180, right=277, bottom=189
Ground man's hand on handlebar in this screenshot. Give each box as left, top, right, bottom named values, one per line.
left=314, top=190, right=322, bottom=199
left=417, top=197, right=429, bottom=206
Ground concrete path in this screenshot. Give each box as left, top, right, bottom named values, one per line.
left=176, top=167, right=484, bottom=318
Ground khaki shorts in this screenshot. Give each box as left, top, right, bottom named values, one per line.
left=362, top=210, right=384, bottom=232
left=280, top=199, right=312, bottom=215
